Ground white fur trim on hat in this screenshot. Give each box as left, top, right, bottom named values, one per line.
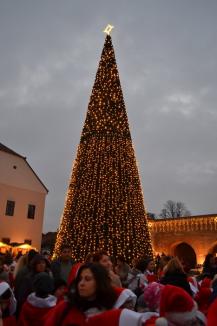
left=0, top=281, right=9, bottom=296
left=155, top=317, right=168, bottom=326
left=141, top=312, right=159, bottom=323
left=196, top=310, right=207, bottom=325
left=119, top=309, right=144, bottom=326
left=164, top=301, right=198, bottom=324
left=156, top=301, right=198, bottom=326
left=27, top=293, right=57, bottom=308
left=114, top=288, right=137, bottom=308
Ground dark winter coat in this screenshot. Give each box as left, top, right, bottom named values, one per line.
left=50, top=258, right=74, bottom=282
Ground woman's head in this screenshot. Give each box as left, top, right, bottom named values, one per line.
left=92, top=251, right=113, bottom=271
left=203, top=254, right=215, bottom=269
left=146, top=259, right=155, bottom=272
left=164, top=257, right=185, bottom=275
left=69, top=263, right=117, bottom=310
left=136, top=258, right=155, bottom=273
left=31, top=254, right=50, bottom=273
left=77, top=267, right=97, bottom=299
left=159, top=255, right=171, bottom=270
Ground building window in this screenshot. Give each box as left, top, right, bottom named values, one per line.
left=5, top=200, right=15, bottom=216
left=24, top=239, right=32, bottom=245
left=27, top=204, right=36, bottom=219
left=2, top=238, right=10, bottom=244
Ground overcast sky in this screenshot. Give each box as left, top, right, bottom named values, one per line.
left=1, top=1, right=217, bottom=232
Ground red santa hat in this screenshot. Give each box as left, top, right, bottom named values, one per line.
left=113, top=287, right=137, bottom=308
left=155, top=285, right=198, bottom=326
left=67, top=262, right=83, bottom=286
left=87, top=308, right=155, bottom=326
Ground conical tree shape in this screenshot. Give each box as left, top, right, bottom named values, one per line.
left=54, top=35, right=153, bottom=262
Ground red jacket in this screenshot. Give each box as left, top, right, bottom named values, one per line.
left=44, top=301, right=86, bottom=326
left=18, top=301, right=54, bottom=326
left=18, top=293, right=57, bottom=326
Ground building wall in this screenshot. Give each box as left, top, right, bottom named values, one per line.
left=0, top=151, right=46, bottom=193
left=149, top=215, right=217, bottom=265
left=0, top=151, right=47, bottom=250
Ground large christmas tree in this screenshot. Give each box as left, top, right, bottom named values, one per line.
left=54, top=33, right=153, bottom=262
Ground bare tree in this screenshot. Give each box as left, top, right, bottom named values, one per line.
left=159, top=200, right=191, bottom=218
left=147, top=212, right=156, bottom=219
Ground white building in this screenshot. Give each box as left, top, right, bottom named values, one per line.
left=0, top=143, right=48, bottom=250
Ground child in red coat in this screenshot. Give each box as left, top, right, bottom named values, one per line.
left=18, top=272, right=57, bottom=326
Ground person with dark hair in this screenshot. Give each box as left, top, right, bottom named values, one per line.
left=14, top=250, right=38, bottom=317
left=202, top=254, right=217, bottom=279
left=44, top=263, right=118, bottom=325
left=92, top=251, right=121, bottom=287
left=136, top=258, right=157, bottom=294
left=157, top=255, right=171, bottom=279
left=15, top=254, right=52, bottom=316
left=53, top=279, right=67, bottom=303
left=51, top=245, right=74, bottom=283
left=160, top=257, right=192, bottom=296
left=84, top=253, right=94, bottom=263
left=14, top=250, right=38, bottom=292
left=18, top=272, right=57, bottom=326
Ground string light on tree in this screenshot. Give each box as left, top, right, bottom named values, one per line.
left=53, top=26, right=153, bottom=262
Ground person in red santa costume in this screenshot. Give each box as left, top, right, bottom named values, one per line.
left=18, top=272, right=57, bottom=326
left=67, top=260, right=137, bottom=311
left=44, top=262, right=119, bottom=325
left=44, top=262, right=158, bottom=326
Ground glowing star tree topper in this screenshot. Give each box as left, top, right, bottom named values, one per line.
left=103, top=24, right=114, bottom=35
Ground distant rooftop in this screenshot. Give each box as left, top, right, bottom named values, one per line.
left=150, top=213, right=217, bottom=222
left=0, top=142, right=25, bottom=159
left=0, top=142, right=48, bottom=193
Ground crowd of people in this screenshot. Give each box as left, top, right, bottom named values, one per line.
left=1, top=246, right=217, bottom=325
